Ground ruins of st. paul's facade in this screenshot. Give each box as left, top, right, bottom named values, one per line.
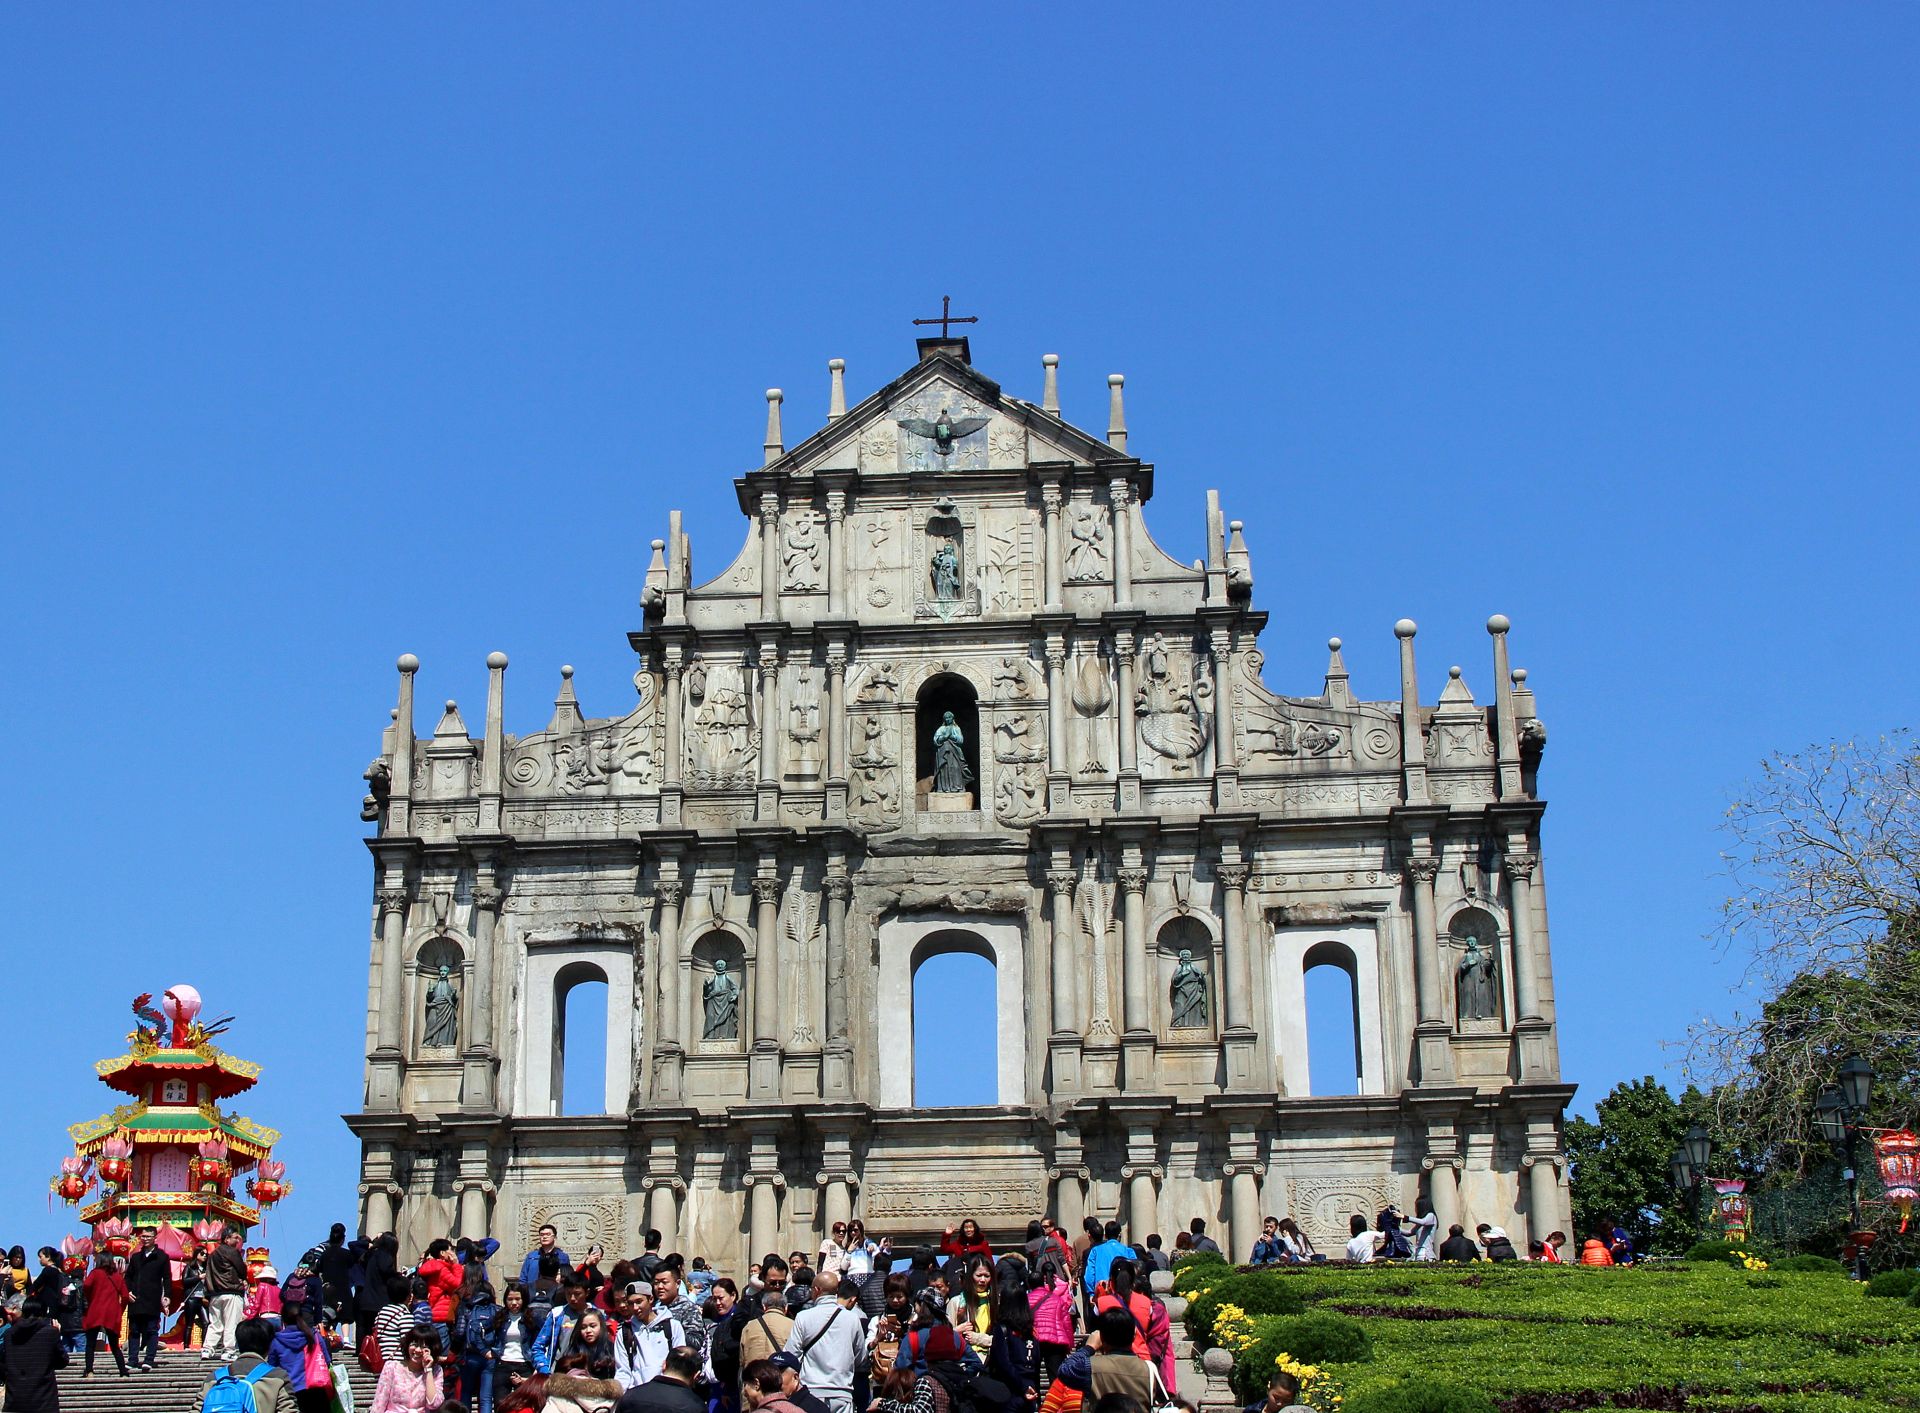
left=348, top=334, right=1572, bottom=1266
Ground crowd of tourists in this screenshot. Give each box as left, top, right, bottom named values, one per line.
left=0, top=1203, right=1641, bottom=1413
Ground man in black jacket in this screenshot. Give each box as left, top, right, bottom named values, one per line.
left=616, top=1346, right=708, bottom=1413
left=123, top=1225, right=172, bottom=1372
left=1436, top=1224, right=1480, bottom=1262
left=0, top=1298, right=71, bottom=1410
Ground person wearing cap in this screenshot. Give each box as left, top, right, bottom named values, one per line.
left=613, top=1280, right=684, bottom=1390
left=244, top=1261, right=285, bottom=1328
left=765, top=1353, right=831, bottom=1413
left=783, top=1272, right=865, bottom=1413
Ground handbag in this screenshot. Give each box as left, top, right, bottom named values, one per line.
left=304, top=1336, right=335, bottom=1389
left=357, top=1329, right=383, bottom=1374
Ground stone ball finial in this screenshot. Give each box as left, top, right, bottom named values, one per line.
left=561, top=665, right=575, bottom=680
left=1229, top=519, right=1243, bottom=531
left=398, top=653, right=419, bottom=672
left=1449, top=665, right=1462, bottom=679
left=1108, top=373, right=1125, bottom=387
left=1042, top=353, right=1059, bottom=367
left=1513, top=668, right=1529, bottom=684
left=766, top=388, right=783, bottom=403
left=1487, top=613, right=1512, bottom=634
left=487, top=651, right=509, bottom=670
left=1328, top=637, right=1342, bottom=651
left=389, top=708, right=399, bottom=721
left=828, top=358, right=845, bottom=371
left=1394, top=618, right=1418, bottom=639
left=1201, top=1346, right=1235, bottom=1376
left=444, top=699, right=457, bottom=711
left=651, top=538, right=665, bottom=551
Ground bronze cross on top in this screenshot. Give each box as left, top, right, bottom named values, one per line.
left=912, top=295, right=978, bottom=339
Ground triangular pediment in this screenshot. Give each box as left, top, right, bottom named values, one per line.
left=774, top=350, right=1128, bottom=478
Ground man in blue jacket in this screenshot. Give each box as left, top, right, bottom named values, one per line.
left=518, top=1223, right=570, bottom=1288
left=1081, top=1221, right=1132, bottom=1295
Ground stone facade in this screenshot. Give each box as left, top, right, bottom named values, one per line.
left=346, top=337, right=1573, bottom=1267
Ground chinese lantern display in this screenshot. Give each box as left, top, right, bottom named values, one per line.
left=59, top=1235, right=93, bottom=1272
left=190, top=1218, right=223, bottom=1251
left=247, top=1159, right=290, bottom=1209
left=189, top=1137, right=231, bottom=1194
left=94, top=1215, right=133, bottom=1256
left=96, top=1132, right=134, bottom=1190
left=1712, top=1178, right=1751, bottom=1243
left=1873, top=1129, right=1920, bottom=1232
left=51, top=1157, right=92, bottom=1206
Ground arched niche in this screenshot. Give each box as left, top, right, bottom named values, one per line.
left=411, top=935, right=468, bottom=1058
left=1446, top=904, right=1508, bottom=1030
left=1267, top=925, right=1384, bottom=1098
left=688, top=928, right=749, bottom=1051
left=1154, top=913, right=1218, bottom=1038
left=521, top=941, right=634, bottom=1117
left=915, top=672, right=980, bottom=807
left=876, top=915, right=1026, bottom=1107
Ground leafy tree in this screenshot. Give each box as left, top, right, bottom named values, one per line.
left=1566, top=1076, right=1714, bottom=1254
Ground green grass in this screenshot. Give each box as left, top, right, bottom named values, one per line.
left=1181, top=1260, right=1920, bottom=1412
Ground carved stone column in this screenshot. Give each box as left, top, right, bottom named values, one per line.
left=462, top=878, right=504, bottom=1112
left=1118, top=863, right=1152, bottom=1090
left=1505, top=851, right=1551, bottom=1080
left=1405, top=855, right=1455, bottom=1084
left=750, top=872, right=783, bottom=1099
left=1208, top=625, right=1237, bottom=807
left=1122, top=1125, right=1161, bottom=1241
left=653, top=878, right=687, bottom=1101
left=662, top=651, right=685, bottom=791
left=755, top=642, right=780, bottom=819
left=1225, top=1162, right=1264, bottom=1264
left=1113, top=626, right=1139, bottom=811
left=1040, top=481, right=1064, bottom=610
left=1049, top=1157, right=1088, bottom=1238
left=643, top=1176, right=685, bottom=1254
left=1216, top=862, right=1257, bottom=1090
left=1523, top=1152, right=1562, bottom=1247
left=1109, top=479, right=1134, bottom=607
left=455, top=1142, right=495, bottom=1240
left=1424, top=1155, right=1462, bottom=1235
left=824, top=644, right=848, bottom=821
left=359, top=1179, right=399, bottom=1241
left=825, top=487, right=848, bottom=617
left=818, top=1123, right=858, bottom=1241
left=822, top=870, right=853, bottom=1099
left=759, top=492, right=780, bottom=618
left=1043, top=631, right=1070, bottom=812
left=744, top=1125, right=786, bottom=1269
left=1045, top=868, right=1082, bottom=1092
left=369, top=887, right=410, bottom=1110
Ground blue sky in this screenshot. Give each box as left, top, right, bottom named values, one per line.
left=4, top=7, right=1916, bottom=1261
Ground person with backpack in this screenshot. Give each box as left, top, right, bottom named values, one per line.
left=1474, top=1224, right=1518, bottom=1262
left=489, top=1282, right=542, bottom=1406
left=198, top=1316, right=297, bottom=1413
left=454, top=1275, right=502, bottom=1413
left=734, top=1269, right=795, bottom=1396
left=612, top=1280, right=683, bottom=1390
left=267, top=1305, right=341, bottom=1413
left=1090, top=1263, right=1172, bottom=1397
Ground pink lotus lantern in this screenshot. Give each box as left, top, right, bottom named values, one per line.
left=60, top=1235, right=93, bottom=1272
left=51, top=1157, right=91, bottom=1206
left=95, top=1215, right=134, bottom=1256
left=247, top=1159, right=289, bottom=1208
left=96, top=1132, right=134, bottom=1189
left=190, top=1137, right=231, bottom=1194
left=1873, top=1129, right=1919, bottom=1232
left=190, top=1218, right=223, bottom=1251
left=1713, top=1178, right=1751, bottom=1242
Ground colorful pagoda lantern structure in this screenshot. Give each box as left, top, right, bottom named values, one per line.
left=60, top=985, right=286, bottom=1239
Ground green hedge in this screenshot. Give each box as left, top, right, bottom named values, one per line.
left=1171, top=1250, right=1232, bottom=1298
left=1773, top=1254, right=1847, bottom=1275
left=1865, top=1268, right=1920, bottom=1299
left=1185, top=1270, right=1306, bottom=1342
left=1683, top=1238, right=1745, bottom=1263
left=1232, top=1312, right=1373, bottom=1395
left=1344, top=1384, right=1497, bottom=1413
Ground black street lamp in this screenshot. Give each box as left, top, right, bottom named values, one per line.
left=1814, top=1054, right=1876, bottom=1279
left=1669, top=1125, right=1712, bottom=1235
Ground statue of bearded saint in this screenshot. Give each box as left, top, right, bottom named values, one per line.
left=1456, top=937, right=1500, bottom=1021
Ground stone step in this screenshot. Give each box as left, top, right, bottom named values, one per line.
left=50, top=1348, right=380, bottom=1413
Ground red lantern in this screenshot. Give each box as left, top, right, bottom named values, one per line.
left=190, top=1218, right=222, bottom=1250
left=191, top=1137, right=232, bottom=1194
left=96, top=1132, right=133, bottom=1189
left=94, top=1216, right=133, bottom=1257
left=247, top=1159, right=289, bottom=1208
left=51, top=1157, right=91, bottom=1206
left=1873, top=1129, right=1920, bottom=1231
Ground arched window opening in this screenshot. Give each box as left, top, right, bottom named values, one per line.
left=915, top=673, right=980, bottom=807
left=554, top=961, right=610, bottom=1116
left=1302, top=942, right=1361, bottom=1097
left=911, top=941, right=996, bottom=1107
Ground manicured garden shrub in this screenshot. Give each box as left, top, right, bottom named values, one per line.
left=1773, top=1254, right=1846, bottom=1274
left=1237, top=1310, right=1373, bottom=1377
left=1171, top=1247, right=1231, bottom=1296
left=1186, top=1270, right=1306, bottom=1340
left=1344, top=1383, right=1496, bottom=1413
left=1865, top=1268, right=1920, bottom=1299
left=1683, top=1239, right=1742, bottom=1263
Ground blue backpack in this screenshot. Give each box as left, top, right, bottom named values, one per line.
left=200, top=1362, right=271, bottom=1413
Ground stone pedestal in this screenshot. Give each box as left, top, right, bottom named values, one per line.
left=925, top=790, right=975, bottom=812
left=749, top=1047, right=781, bottom=1099
left=1049, top=1034, right=1083, bottom=1093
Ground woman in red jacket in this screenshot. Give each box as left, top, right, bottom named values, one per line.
left=81, top=1254, right=131, bottom=1378
left=939, top=1219, right=993, bottom=1263
left=416, top=1240, right=466, bottom=1339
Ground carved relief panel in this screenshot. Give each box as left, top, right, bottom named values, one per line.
left=1134, top=633, right=1212, bottom=779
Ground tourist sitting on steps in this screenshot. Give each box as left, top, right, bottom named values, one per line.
left=1343, top=1215, right=1379, bottom=1264
left=1436, top=1225, right=1479, bottom=1262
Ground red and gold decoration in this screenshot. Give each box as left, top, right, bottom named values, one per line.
left=1873, top=1128, right=1920, bottom=1232
left=58, top=984, right=284, bottom=1244
left=247, top=1159, right=290, bottom=1209
left=1712, top=1178, right=1751, bottom=1243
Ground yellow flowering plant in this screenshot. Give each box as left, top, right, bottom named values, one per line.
left=1274, top=1350, right=1343, bottom=1412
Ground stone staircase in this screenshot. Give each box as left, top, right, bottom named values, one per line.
left=51, top=1348, right=380, bottom=1413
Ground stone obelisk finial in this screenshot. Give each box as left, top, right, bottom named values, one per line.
left=1042, top=354, right=1060, bottom=414
left=1107, top=373, right=1128, bottom=451
left=763, top=389, right=784, bottom=465
left=827, top=359, right=847, bottom=421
